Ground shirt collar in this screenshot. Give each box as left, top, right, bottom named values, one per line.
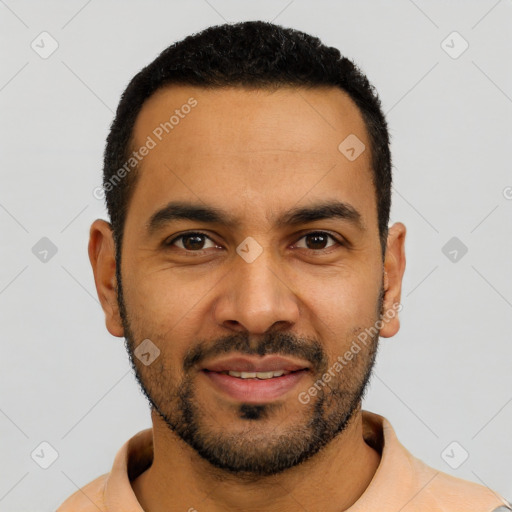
left=102, top=410, right=501, bottom=511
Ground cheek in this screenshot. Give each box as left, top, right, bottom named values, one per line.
left=300, top=267, right=380, bottom=321
left=123, top=267, right=216, bottom=338
left=298, top=270, right=382, bottom=361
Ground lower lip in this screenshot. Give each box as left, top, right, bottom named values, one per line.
left=202, top=370, right=309, bottom=403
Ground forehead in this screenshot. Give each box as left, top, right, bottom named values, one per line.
left=128, top=85, right=377, bottom=233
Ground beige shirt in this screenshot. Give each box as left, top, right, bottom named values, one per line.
left=57, top=410, right=511, bottom=511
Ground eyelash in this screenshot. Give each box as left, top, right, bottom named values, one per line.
left=164, top=230, right=344, bottom=255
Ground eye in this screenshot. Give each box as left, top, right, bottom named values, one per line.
left=164, top=230, right=344, bottom=254
left=294, top=231, right=342, bottom=251
left=165, top=232, right=219, bottom=252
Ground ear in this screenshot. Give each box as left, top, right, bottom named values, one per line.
left=88, top=219, right=124, bottom=337
left=379, top=222, right=406, bottom=338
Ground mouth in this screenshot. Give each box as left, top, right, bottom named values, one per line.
left=201, top=354, right=311, bottom=374
left=206, top=369, right=301, bottom=379
left=201, top=368, right=309, bottom=404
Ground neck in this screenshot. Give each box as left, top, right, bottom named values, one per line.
left=132, top=406, right=381, bottom=512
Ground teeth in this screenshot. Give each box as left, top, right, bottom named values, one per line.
left=225, top=370, right=290, bottom=379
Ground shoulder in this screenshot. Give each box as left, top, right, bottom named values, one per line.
left=362, top=411, right=511, bottom=511
left=405, top=450, right=511, bottom=511
left=56, top=473, right=109, bottom=512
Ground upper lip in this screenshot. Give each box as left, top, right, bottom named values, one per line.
left=202, top=355, right=310, bottom=373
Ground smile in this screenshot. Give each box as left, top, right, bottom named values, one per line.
left=217, top=370, right=292, bottom=379
left=201, top=368, right=309, bottom=403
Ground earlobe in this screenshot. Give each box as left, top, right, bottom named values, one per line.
left=88, top=219, right=125, bottom=337
left=379, top=222, right=407, bottom=339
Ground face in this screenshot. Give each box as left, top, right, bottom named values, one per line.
left=90, top=85, right=406, bottom=477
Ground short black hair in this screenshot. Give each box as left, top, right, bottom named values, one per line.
left=103, top=20, right=392, bottom=261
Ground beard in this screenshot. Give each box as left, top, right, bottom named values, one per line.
left=117, top=269, right=384, bottom=478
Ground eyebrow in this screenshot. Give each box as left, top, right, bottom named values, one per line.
left=146, top=199, right=366, bottom=234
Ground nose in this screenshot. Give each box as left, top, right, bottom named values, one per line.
left=213, top=247, right=300, bottom=335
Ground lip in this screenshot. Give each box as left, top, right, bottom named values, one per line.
left=202, top=355, right=311, bottom=373
left=202, top=368, right=309, bottom=403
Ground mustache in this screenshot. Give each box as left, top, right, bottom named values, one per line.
left=183, top=331, right=327, bottom=374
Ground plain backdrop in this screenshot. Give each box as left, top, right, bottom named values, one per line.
left=0, top=1, right=511, bottom=510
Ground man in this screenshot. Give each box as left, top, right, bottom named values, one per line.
left=57, top=21, right=511, bottom=512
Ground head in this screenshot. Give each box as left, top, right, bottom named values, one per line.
left=89, top=21, right=406, bottom=477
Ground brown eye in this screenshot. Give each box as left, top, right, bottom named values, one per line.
left=167, top=232, right=217, bottom=251
left=181, top=234, right=206, bottom=250
left=295, top=231, right=340, bottom=251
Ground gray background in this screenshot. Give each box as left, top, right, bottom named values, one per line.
left=1, top=0, right=511, bottom=510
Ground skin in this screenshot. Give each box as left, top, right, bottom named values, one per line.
left=89, top=85, right=406, bottom=512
